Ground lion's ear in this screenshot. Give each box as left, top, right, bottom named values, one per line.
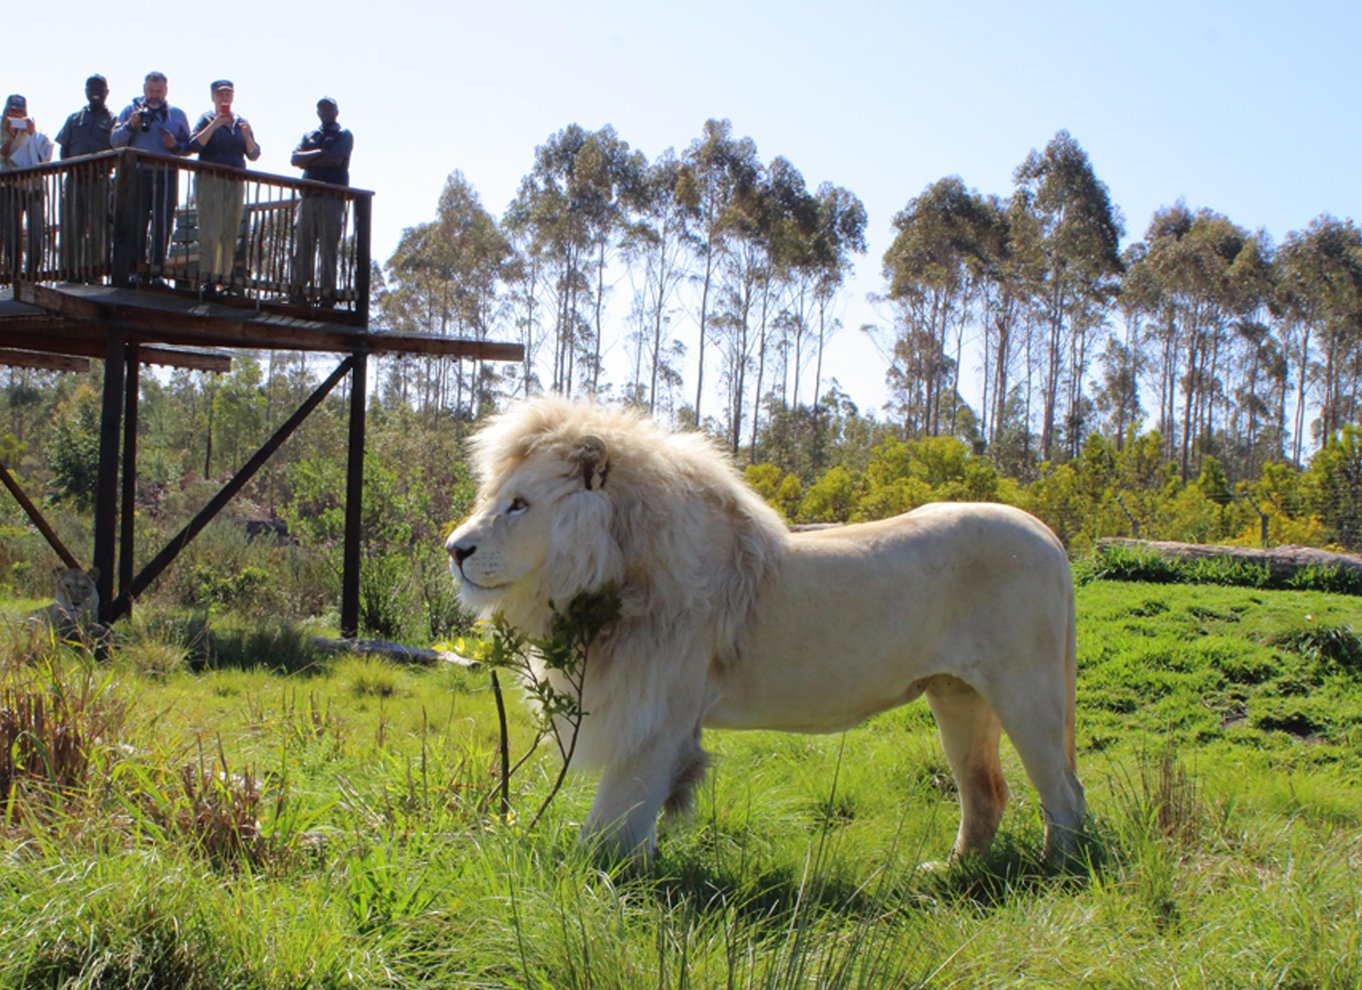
left=571, top=435, right=610, bottom=490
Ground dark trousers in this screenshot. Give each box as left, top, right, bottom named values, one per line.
left=1, top=184, right=44, bottom=279
left=61, top=166, right=112, bottom=276
left=293, top=191, right=344, bottom=298
left=134, top=164, right=178, bottom=276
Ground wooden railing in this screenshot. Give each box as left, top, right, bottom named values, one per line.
left=0, top=148, right=371, bottom=324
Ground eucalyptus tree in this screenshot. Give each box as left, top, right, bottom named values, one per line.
left=506, top=126, right=602, bottom=396
left=1229, top=316, right=1289, bottom=472
left=1277, top=216, right=1362, bottom=460
left=622, top=150, right=695, bottom=413
left=513, top=124, right=644, bottom=397
left=679, top=119, right=760, bottom=423
left=881, top=176, right=990, bottom=438
left=972, top=194, right=1041, bottom=455
left=1012, top=131, right=1123, bottom=461
left=573, top=127, right=647, bottom=394
left=1125, top=205, right=1267, bottom=478
left=1092, top=336, right=1144, bottom=445
left=382, top=171, right=513, bottom=417
left=502, top=188, right=549, bottom=398
left=806, top=182, right=867, bottom=411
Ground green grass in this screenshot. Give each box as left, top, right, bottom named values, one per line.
left=0, top=580, right=1360, bottom=987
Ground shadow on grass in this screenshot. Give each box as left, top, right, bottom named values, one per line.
left=120, top=609, right=331, bottom=676
left=644, top=817, right=1112, bottom=926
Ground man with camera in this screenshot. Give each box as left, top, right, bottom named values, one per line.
left=190, top=80, right=260, bottom=294
left=1, top=94, right=55, bottom=279
left=290, top=96, right=352, bottom=306
left=56, top=75, right=116, bottom=275
left=111, top=71, right=191, bottom=284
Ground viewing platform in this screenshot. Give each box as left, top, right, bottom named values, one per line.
left=0, top=147, right=520, bottom=360
left=0, top=149, right=522, bottom=635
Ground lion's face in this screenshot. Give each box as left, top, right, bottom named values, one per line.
left=54, top=568, right=99, bottom=617
left=445, top=441, right=623, bottom=619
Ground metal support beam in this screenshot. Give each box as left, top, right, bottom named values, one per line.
left=94, top=328, right=126, bottom=619
left=108, top=356, right=355, bottom=621
left=0, top=460, right=81, bottom=569
left=119, top=344, right=140, bottom=614
left=340, top=350, right=368, bottom=639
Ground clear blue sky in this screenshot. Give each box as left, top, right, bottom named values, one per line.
left=13, top=0, right=1361, bottom=415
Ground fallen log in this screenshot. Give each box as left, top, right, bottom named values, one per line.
left=1096, top=538, right=1362, bottom=580
left=309, top=636, right=480, bottom=668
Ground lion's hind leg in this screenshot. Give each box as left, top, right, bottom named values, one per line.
left=924, top=675, right=1010, bottom=861
left=985, top=679, right=1087, bottom=864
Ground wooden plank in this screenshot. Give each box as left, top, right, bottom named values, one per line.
left=140, top=346, right=232, bottom=373
left=0, top=349, right=90, bottom=373
left=12, top=282, right=524, bottom=361
left=0, top=330, right=231, bottom=372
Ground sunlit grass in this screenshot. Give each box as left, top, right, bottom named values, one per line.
left=0, top=581, right=1358, bottom=987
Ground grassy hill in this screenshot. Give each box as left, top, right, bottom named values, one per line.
left=0, top=578, right=1357, bottom=988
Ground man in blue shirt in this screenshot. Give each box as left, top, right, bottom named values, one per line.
left=56, top=74, right=115, bottom=275
left=290, top=97, right=353, bottom=305
left=111, top=71, right=190, bottom=283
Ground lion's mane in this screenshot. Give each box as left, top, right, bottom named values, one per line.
left=463, top=398, right=789, bottom=780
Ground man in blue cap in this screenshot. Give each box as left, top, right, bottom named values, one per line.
left=290, top=96, right=352, bottom=305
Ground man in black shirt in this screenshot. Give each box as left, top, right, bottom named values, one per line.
left=55, top=75, right=115, bottom=276
left=290, top=97, right=353, bottom=305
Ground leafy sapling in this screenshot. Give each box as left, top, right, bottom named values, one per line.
left=460, top=584, right=622, bottom=827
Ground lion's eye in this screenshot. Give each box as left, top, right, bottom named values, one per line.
left=507, top=497, right=529, bottom=515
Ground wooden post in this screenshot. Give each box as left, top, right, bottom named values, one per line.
left=93, top=328, right=126, bottom=620
left=110, top=150, right=140, bottom=287
left=352, top=194, right=372, bottom=327
left=119, top=344, right=140, bottom=614
left=340, top=349, right=368, bottom=639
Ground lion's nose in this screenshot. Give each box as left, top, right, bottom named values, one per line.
left=449, top=541, right=476, bottom=568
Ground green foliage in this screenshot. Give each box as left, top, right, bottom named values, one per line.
left=798, top=464, right=854, bottom=523
left=48, top=383, right=102, bottom=511
left=1083, top=542, right=1362, bottom=595
left=1309, top=424, right=1362, bottom=549
left=461, top=585, right=622, bottom=825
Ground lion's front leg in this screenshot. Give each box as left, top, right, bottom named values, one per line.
left=582, top=732, right=704, bottom=863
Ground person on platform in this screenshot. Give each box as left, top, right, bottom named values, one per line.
left=189, top=79, right=259, bottom=293
left=0, top=94, right=55, bottom=279
left=110, top=71, right=191, bottom=283
left=290, top=96, right=352, bottom=305
left=55, top=74, right=115, bottom=274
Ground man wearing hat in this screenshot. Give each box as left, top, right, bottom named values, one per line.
left=0, top=94, right=55, bottom=278
left=290, top=96, right=353, bottom=305
left=189, top=80, right=260, bottom=292
left=55, top=75, right=116, bottom=274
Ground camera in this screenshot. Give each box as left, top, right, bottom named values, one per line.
left=135, top=100, right=157, bottom=132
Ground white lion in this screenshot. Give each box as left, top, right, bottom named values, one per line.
left=30, top=566, right=102, bottom=640
left=446, top=398, right=1085, bottom=864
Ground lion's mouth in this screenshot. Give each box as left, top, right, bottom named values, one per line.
left=457, top=574, right=510, bottom=593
